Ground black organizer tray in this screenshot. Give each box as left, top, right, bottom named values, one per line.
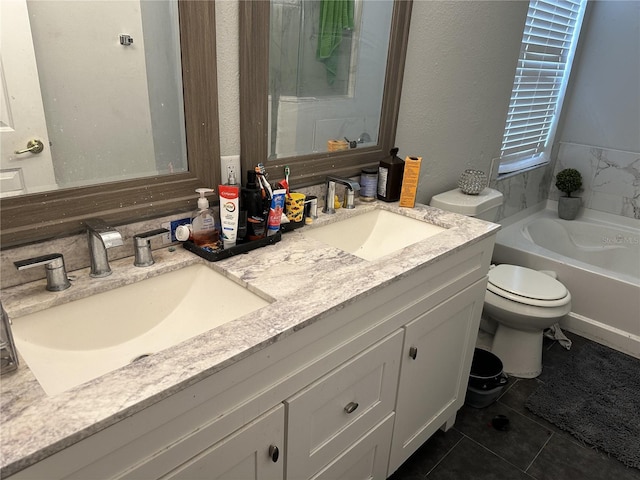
left=183, top=231, right=281, bottom=262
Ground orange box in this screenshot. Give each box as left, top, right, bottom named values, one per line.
left=398, top=156, right=422, bottom=208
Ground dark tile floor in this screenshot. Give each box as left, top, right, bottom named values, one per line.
left=389, top=331, right=640, bottom=480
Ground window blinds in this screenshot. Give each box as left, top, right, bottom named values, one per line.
left=499, top=0, right=587, bottom=173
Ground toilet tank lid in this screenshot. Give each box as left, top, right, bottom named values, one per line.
left=429, top=188, right=503, bottom=216
left=488, top=265, right=568, bottom=301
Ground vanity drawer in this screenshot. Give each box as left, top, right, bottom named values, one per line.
left=285, top=330, right=402, bottom=480
left=311, top=413, right=395, bottom=480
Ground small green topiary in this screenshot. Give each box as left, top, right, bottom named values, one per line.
left=555, top=168, right=583, bottom=197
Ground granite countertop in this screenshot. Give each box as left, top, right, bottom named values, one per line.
left=0, top=201, right=500, bottom=477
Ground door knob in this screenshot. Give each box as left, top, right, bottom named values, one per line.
left=14, top=139, right=44, bottom=155
left=268, top=445, right=279, bottom=463
left=344, top=401, right=359, bottom=414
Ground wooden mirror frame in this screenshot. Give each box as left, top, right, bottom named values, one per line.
left=239, top=0, right=413, bottom=187
left=1, top=0, right=220, bottom=249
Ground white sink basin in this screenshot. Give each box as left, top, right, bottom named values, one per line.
left=303, top=209, right=447, bottom=261
left=12, top=264, right=270, bottom=396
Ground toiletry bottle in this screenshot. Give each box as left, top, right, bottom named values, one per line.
left=191, top=188, right=220, bottom=248
left=228, top=169, right=247, bottom=242
left=377, top=147, right=405, bottom=202
left=242, top=170, right=267, bottom=240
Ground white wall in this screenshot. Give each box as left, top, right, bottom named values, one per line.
left=394, top=1, right=529, bottom=205
left=215, top=0, right=241, bottom=157
left=558, top=1, right=640, bottom=152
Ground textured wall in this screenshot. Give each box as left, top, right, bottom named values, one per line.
left=395, top=1, right=529, bottom=206
left=216, top=1, right=241, bottom=156
left=558, top=1, right=640, bottom=153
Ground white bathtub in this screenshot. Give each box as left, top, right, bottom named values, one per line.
left=492, top=201, right=640, bottom=359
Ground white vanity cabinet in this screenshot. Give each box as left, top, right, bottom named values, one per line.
left=388, top=279, right=486, bottom=473
left=7, top=235, right=495, bottom=480
left=158, top=405, right=285, bottom=480
left=285, top=331, right=402, bottom=480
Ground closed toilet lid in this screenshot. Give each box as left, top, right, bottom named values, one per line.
left=488, top=264, right=568, bottom=301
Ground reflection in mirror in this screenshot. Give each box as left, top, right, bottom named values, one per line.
left=269, top=0, right=392, bottom=159
left=1, top=0, right=186, bottom=198
left=240, top=0, right=412, bottom=188
left=1, top=0, right=219, bottom=248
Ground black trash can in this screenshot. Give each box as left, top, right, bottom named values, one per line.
left=465, top=348, right=509, bottom=408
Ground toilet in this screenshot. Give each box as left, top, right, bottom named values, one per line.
left=430, top=187, right=572, bottom=378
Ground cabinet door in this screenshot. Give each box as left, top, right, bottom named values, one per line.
left=163, top=404, right=285, bottom=480
left=286, top=331, right=402, bottom=480
left=389, top=279, right=486, bottom=474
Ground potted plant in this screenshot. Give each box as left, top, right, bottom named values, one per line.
left=555, top=168, right=583, bottom=220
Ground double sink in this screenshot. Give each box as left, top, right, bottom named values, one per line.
left=10, top=207, right=447, bottom=396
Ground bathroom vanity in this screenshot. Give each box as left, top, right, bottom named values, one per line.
left=0, top=202, right=499, bottom=479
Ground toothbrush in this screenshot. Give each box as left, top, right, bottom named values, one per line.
left=284, top=166, right=291, bottom=198
left=255, top=167, right=272, bottom=199
left=254, top=166, right=267, bottom=198
left=256, top=164, right=273, bottom=198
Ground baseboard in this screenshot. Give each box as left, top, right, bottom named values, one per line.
left=560, top=312, right=640, bottom=360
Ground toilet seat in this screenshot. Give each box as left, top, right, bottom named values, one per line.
left=487, top=265, right=570, bottom=308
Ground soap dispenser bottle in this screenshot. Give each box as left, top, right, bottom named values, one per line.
left=377, top=147, right=405, bottom=202
left=191, top=188, right=220, bottom=249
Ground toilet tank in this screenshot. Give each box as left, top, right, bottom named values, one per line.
left=429, top=188, right=503, bottom=221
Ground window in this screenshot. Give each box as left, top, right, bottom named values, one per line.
left=499, top=0, right=588, bottom=175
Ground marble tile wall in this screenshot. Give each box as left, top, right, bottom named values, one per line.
left=550, top=142, right=640, bottom=219
left=493, top=143, right=640, bottom=222
left=492, top=163, right=554, bottom=221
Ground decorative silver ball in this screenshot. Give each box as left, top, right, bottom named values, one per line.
left=458, top=169, right=487, bottom=195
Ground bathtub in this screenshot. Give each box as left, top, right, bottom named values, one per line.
left=492, top=201, right=639, bottom=359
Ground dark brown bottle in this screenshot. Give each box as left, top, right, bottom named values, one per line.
left=242, top=170, right=268, bottom=240
left=377, top=147, right=405, bottom=202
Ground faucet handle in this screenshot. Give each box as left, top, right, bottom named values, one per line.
left=1, top=302, right=19, bottom=375
left=14, top=253, right=71, bottom=291
left=133, top=228, right=169, bottom=267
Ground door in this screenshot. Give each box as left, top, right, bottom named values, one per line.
left=389, top=279, right=487, bottom=474
left=164, top=404, right=285, bottom=480
left=0, top=0, right=57, bottom=197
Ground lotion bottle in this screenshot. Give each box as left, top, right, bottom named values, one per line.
left=191, top=188, right=220, bottom=248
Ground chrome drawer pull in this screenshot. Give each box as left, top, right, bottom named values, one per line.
left=409, top=346, right=418, bottom=360
left=344, top=401, right=359, bottom=414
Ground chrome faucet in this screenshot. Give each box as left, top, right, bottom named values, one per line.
left=133, top=228, right=169, bottom=267
left=0, top=301, right=19, bottom=375
left=85, top=218, right=123, bottom=277
left=14, top=253, right=71, bottom=291
left=323, top=175, right=361, bottom=214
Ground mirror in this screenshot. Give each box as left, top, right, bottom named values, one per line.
left=269, top=0, right=392, bottom=159
left=240, top=0, right=412, bottom=187
left=1, top=0, right=186, bottom=198
left=1, top=0, right=220, bottom=248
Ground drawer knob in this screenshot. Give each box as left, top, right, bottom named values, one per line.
left=409, top=346, right=418, bottom=360
left=269, top=445, right=280, bottom=463
left=344, top=401, right=359, bottom=414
